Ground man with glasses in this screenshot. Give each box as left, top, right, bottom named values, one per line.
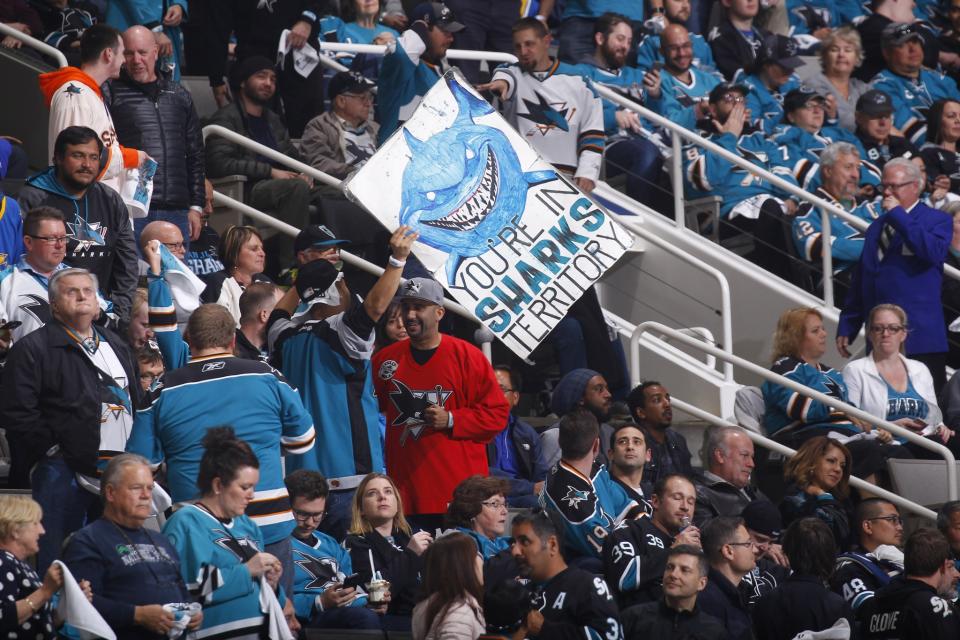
left=284, top=469, right=381, bottom=630
left=697, top=516, right=757, bottom=640
left=837, top=158, right=952, bottom=394
left=18, top=126, right=139, bottom=326
left=651, top=23, right=722, bottom=132
left=740, top=500, right=790, bottom=608
left=830, top=499, right=905, bottom=612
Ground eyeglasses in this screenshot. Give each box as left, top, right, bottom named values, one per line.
left=482, top=500, right=508, bottom=510
left=499, top=385, right=516, bottom=393
left=293, top=509, right=325, bottom=522
left=720, top=94, right=745, bottom=104
left=866, top=515, right=903, bottom=525
left=139, top=372, right=162, bottom=383
left=727, top=540, right=757, bottom=549
left=341, top=93, right=373, bottom=103
left=163, top=241, right=185, bottom=251
left=881, top=180, right=916, bottom=191
left=869, top=324, right=905, bottom=335
left=28, top=235, right=68, bottom=245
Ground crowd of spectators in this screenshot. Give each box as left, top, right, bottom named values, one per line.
left=4, top=0, right=960, bottom=638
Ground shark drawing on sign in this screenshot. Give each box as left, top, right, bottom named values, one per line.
left=398, top=78, right=556, bottom=283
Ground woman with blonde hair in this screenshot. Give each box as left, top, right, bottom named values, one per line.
left=344, top=473, right=432, bottom=630
left=805, top=26, right=869, bottom=131
left=0, top=495, right=92, bottom=638
left=780, top=437, right=854, bottom=550
left=200, top=225, right=272, bottom=323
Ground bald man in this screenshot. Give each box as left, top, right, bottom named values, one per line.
left=140, top=221, right=186, bottom=261
left=104, top=25, right=205, bottom=249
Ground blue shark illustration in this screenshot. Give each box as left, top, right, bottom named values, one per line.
left=398, top=79, right=556, bottom=282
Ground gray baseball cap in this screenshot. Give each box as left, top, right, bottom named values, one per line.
left=397, top=277, right=445, bottom=306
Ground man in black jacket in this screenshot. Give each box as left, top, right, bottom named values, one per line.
left=0, top=267, right=139, bottom=573
left=694, top=426, right=765, bottom=527
left=104, top=26, right=205, bottom=251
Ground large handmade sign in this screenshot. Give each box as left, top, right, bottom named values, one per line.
left=344, top=70, right=633, bottom=358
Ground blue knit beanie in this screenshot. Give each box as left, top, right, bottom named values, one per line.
left=550, top=368, right=601, bottom=416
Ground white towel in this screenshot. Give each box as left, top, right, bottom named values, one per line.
left=259, top=577, right=293, bottom=640
left=54, top=561, right=116, bottom=640
left=156, top=243, right=206, bottom=317
left=790, top=618, right=851, bottom=640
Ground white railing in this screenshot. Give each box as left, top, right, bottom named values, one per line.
left=317, top=41, right=518, bottom=65
left=631, top=320, right=958, bottom=501
left=671, top=396, right=938, bottom=520
left=592, top=84, right=960, bottom=309
left=0, top=22, right=68, bottom=68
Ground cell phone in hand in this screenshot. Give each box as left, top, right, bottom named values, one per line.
left=650, top=61, right=663, bottom=72
left=341, top=573, right=366, bottom=590
left=0, top=320, right=21, bottom=332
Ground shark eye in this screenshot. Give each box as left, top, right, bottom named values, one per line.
left=465, top=149, right=475, bottom=160
left=426, top=192, right=436, bottom=201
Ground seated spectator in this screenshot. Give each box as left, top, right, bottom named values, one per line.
left=541, top=368, right=615, bottom=469
left=944, top=203, right=960, bottom=371
left=684, top=82, right=799, bottom=279
left=780, top=436, right=854, bottom=551
left=0, top=139, right=23, bottom=269
left=803, top=27, right=870, bottom=132
left=344, top=473, right=430, bottom=631
left=737, top=35, right=802, bottom=135
left=697, top=516, right=756, bottom=640
left=509, top=510, right=621, bottom=637
left=859, top=528, right=960, bottom=639
left=648, top=23, right=721, bottom=133
left=606, top=423, right=653, bottom=515
left=602, top=474, right=700, bottom=608
left=854, top=89, right=918, bottom=175
left=940, top=0, right=960, bottom=85
left=412, top=531, right=486, bottom=640
left=376, top=2, right=464, bottom=143
left=626, top=381, right=692, bottom=486
left=843, top=303, right=960, bottom=458
left=446, top=476, right=519, bottom=588
left=138, top=221, right=199, bottom=331
left=183, top=180, right=224, bottom=284
left=762, top=306, right=893, bottom=481
left=709, top=0, right=773, bottom=80
left=541, top=408, right=638, bottom=563
left=127, top=288, right=153, bottom=351
left=620, top=545, right=726, bottom=640
left=205, top=57, right=312, bottom=275
left=63, top=454, right=201, bottom=639
left=569, top=13, right=665, bottom=204
left=301, top=72, right=379, bottom=184
left=0, top=1, right=44, bottom=52
left=634, top=0, right=716, bottom=72
left=18, top=126, right=138, bottom=325
left=135, top=342, right=164, bottom=393
left=772, top=88, right=880, bottom=192
left=936, top=501, right=960, bottom=569
left=0, top=494, right=88, bottom=639
left=740, top=500, right=791, bottom=608
left=284, top=469, right=381, bottom=630
left=478, top=579, right=532, bottom=640
left=830, top=498, right=905, bottom=613
left=753, top=518, right=854, bottom=640
left=200, top=225, right=272, bottom=324
left=872, top=23, right=960, bottom=146
left=236, top=282, right=281, bottom=361
left=556, top=0, right=645, bottom=65
left=0, top=207, right=68, bottom=345
left=790, top=142, right=880, bottom=291
left=855, top=0, right=940, bottom=82
left=694, top=426, right=765, bottom=527
left=162, top=427, right=297, bottom=637
left=919, top=99, right=960, bottom=195
left=29, top=0, right=101, bottom=67
left=489, top=364, right=548, bottom=508
left=338, top=0, right=400, bottom=73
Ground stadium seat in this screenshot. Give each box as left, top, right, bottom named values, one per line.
left=887, top=458, right=960, bottom=508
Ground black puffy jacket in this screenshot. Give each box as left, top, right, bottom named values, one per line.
left=103, top=69, right=205, bottom=211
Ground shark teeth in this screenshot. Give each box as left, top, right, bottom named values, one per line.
left=422, top=148, right=499, bottom=232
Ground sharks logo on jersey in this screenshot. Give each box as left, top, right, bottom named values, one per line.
left=563, top=486, right=590, bottom=508
left=212, top=529, right=259, bottom=560
left=386, top=380, right=453, bottom=445
left=67, top=214, right=108, bottom=253
left=293, top=550, right=343, bottom=591
left=519, top=90, right=573, bottom=135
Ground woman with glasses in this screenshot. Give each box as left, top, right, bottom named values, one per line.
left=780, top=437, right=855, bottom=550
left=842, top=304, right=960, bottom=458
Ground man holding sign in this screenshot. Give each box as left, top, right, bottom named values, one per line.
left=372, top=278, right=509, bottom=528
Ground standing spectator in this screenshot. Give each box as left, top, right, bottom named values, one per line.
left=235, top=282, right=281, bottom=361
left=372, top=277, right=508, bottom=527
left=126, top=303, right=316, bottom=593
left=18, top=126, right=138, bottom=324
left=445, top=0, right=523, bottom=84
left=737, top=34, right=802, bottom=135
left=697, top=517, right=757, bottom=640
left=830, top=498, right=905, bottom=613
left=200, top=225, right=272, bottom=324
left=606, top=423, right=653, bottom=515
left=510, top=510, right=622, bottom=638
left=161, top=427, right=295, bottom=639
left=708, top=0, right=771, bottom=81
left=556, top=0, right=644, bottom=65
left=105, top=0, right=186, bottom=79
left=837, top=158, right=953, bottom=395
left=0, top=267, right=137, bottom=572
left=540, top=368, right=615, bottom=469
left=104, top=26, right=204, bottom=249
left=376, top=2, right=465, bottom=143
left=37, top=23, right=145, bottom=195
left=1, top=0, right=44, bottom=51
left=753, top=518, right=854, bottom=640
left=804, top=27, right=870, bottom=133
left=412, top=532, right=486, bottom=639
left=0, top=139, right=23, bottom=269
left=919, top=99, right=960, bottom=194
left=620, top=546, right=726, bottom=640
left=205, top=56, right=312, bottom=275
left=489, top=364, right=548, bottom=508
left=780, top=437, right=854, bottom=551
left=854, top=89, right=918, bottom=174
left=694, top=426, right=765, bottom=527
left=344, top=473, right=431, bottom=630
left=634, top=0, right=716, bottom=72
left=62, top=454, right=202, bottom=639
left=627, top=381, right=693, bottom=486
left=269, top=227, right=416, bottom=540
left=338, top=0, right=400, bottom=73
left=859, top=528, right=960, bottom=639
left=284, top=470, right=380, bottom=630
left=301, top=71, right=380, bottom=182
left=183, top=180, right=224, bottom=284
left=29, top=0, right=101, bottom=67
left=482, top=17, right=605, bottom=193
left=541, top=409, right=637, bottom=564
left=855, top=1, right=940, bottom=82
left=602, top=474, right=701, bottom=608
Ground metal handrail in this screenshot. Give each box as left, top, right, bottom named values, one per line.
left=631, top=320, right=958, bottom=501
left=0, top=22, right=68, bottom=68
left=671, top=396, right=938, bottom=520
left=317, top=41, right=518, bottom=64
left=591, top=84, right=960, bottom=309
